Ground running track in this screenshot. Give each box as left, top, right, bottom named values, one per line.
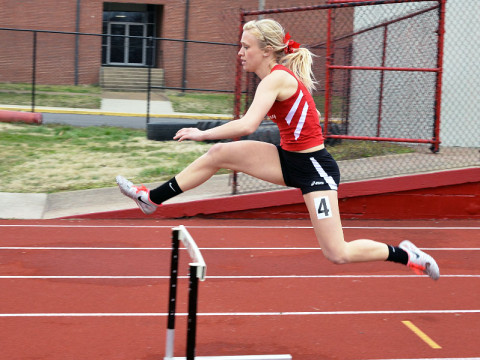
left=0, top=218, right=479, bottom=360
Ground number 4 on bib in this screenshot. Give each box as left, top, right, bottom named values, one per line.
left=314, top=196, right=333, bottom=219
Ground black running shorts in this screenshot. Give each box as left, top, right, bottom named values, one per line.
left=276, top=146, right=341, bottom=194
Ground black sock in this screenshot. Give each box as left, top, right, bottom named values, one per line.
left=386, top=245, right=409, bottom=265
left=149, top=177, right=183, bottom=205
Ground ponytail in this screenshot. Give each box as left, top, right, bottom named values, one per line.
left=281, top=48, right=318, bottom=93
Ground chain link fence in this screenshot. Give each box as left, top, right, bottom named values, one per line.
left=0, top=0, right=477, bottom=196
left=233, top=0, right=478, bottom=194
left=0, top=27, right=239, bottom=111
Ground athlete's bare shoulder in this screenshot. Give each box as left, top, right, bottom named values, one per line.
left=264, top=67, right=298, bottom=101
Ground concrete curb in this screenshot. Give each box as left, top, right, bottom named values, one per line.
left=1, top=168, right=478, bottom=220
left=0, top=193, right=47, bottom=219
left=0, top=174, right=235, bottom=220
left=63, top=168, right=480, bottom=220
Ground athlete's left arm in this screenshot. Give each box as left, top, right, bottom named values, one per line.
left=174, top=72, right=283, bottom=142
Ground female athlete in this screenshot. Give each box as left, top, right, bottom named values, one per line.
left=116, top=19, right=439, bottom=280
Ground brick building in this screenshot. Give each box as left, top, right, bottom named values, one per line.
left=0, top=0, right=329, bottom=92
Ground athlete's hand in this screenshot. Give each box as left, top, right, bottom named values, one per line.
left=173, top=127, right=206, bottom=142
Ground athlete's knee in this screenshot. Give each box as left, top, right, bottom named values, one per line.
left=322, top=246, right=350, bottom=265
left=205, top=142, right=236, bottom=167
left=205, top=143, right=225, bottom=163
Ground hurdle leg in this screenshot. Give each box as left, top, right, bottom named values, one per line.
left=165, top=229, right=181, bottom=359
left=186, top=264, right=200, bottom=360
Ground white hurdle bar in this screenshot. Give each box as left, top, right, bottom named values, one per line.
left=164, top=225, right=292, bottom=360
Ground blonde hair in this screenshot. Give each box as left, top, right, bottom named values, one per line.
left=243, top=19, right=317, bottom=93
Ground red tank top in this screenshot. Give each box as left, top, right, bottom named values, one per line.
left=267, top=64, right=324, bottom=151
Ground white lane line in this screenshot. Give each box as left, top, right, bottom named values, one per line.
left=0, top=309, right=478, bottom=317
left=0, top=247, right=478, bottom=251
left=0, top=275, right=478, bottom=279
left=371, top=358, right=480, bottom=360
left=0, top=224, right=478, bottom=230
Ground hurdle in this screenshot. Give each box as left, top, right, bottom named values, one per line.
left=164, top=225, right=292, bottom=360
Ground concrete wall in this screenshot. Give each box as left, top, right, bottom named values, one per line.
left=72, top=168, right=480, bottom=220
left=440, top=0, right=480, bottom=147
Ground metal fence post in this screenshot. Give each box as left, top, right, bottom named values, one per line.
left=181, top=0, right=190, bottom=93
left=31, top=31, right=37, bottom=113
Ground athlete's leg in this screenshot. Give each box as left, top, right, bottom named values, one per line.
left=303, top=190, right=440, bottom=279
left=117, top=140, right=285, bottom=212
left=176, top=140, right=286, bottom=191
left=303, top=190, right=389, bottom=264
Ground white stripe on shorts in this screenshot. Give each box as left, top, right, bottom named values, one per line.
left=309, top=157, right=338, bottom=190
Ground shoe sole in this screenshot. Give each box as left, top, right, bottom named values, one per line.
left=116, top=176, right=156, bottom=215
left=116, top=176, right=134, bottom=196
left=400, top=240, right=440, bottom=280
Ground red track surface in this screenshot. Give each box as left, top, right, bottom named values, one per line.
left=0, top=218, right=479, bottom=360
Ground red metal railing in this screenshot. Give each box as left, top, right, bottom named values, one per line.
left=233, top=0, right=447, bottom=194
left=324, top=0, right=446, bottom=152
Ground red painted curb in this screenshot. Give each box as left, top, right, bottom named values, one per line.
left=67, top=167, right=480, bottom=220
left=0, top=110, right=42, bottom=124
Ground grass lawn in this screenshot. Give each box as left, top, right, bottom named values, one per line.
left=0, top=83, right=102, bottom=109
left=0, top=122, right=413, bottom=193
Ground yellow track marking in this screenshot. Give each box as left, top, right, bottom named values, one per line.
left=402, top=320, right=442, bottom=349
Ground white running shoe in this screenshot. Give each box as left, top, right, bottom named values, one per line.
left=399, top=240, right=440, bottom=280
left=116, top=175, right=157, bottom=215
